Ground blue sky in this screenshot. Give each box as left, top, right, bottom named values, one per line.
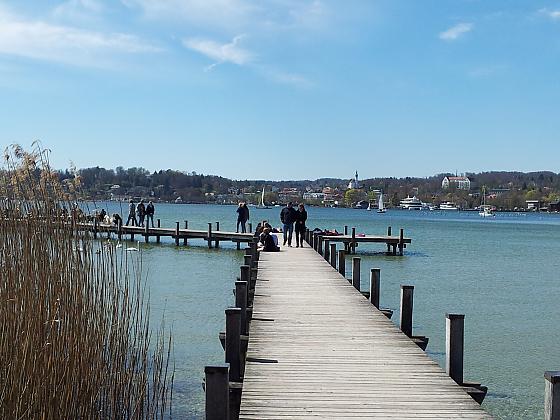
left=1, top=0, right=559, bottom=180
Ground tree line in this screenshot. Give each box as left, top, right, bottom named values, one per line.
left=57, top=166, right=560, bottom=209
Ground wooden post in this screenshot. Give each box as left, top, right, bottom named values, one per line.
left=225, top=308, right=241, bottom=382
left=338, top=249, right=345, bottom=277
left=175, top=221, right=179, bottom=246
left=305, top=228, right=310, bottom=244
left=387, top=226, right=392, bottom=254
left=351, top=227, right=356, bottom=254
left=330, top=243, right=337, bottom=268
left=244, top=255, right=252, bottom=267
left=400, top=285, right=414, bottom=337
left=318, top=236, right=323, bottom=255
left=352, top=257, right=361, bottom=290
left=369, top=268, right=380, bottom=308
left=545, top=371, right=560, bottom=420
left=248, top=222, right=252, bottom=233
left=446, top=313, right=464, bottom=385
left=204, top=365, right=229, bottom=420
left=117, top=219, right=122, bottom=241
left=399, top=228, right=404, bottom=256
left=184, top=221, right=188, bottom=245
left=207, top=223, right=213, bottom=249
left=156, top=219, right=160, bottom=243
left=93, top=218, right=98, bottom=239
left=240, top=265, right=250, bottom=304
left=144, top=218, right=149, bottom=243
left=324, top=239, right=330, bottom=262
left=344, top=225, right=348, bottom=236
left=215, top=221, right=220, bottom=248
left=235, top=281, right=248, bottom=336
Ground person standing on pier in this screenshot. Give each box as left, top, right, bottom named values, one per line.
left=146, top=200, right=155, bottom=228
left=280, top=201, right=297, bottom=247
left=126, top=199, right=137, bottom=226
left=136, top=200, right=146, bottom=227
left=295, top=203, right=307, bottom=248
left=236, top=202, right=249, bottom=233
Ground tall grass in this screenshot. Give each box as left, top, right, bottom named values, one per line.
left=0, top=145, right=173, bottom=419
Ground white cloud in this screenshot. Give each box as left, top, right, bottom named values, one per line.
left=439, top=23, right=473, bottom=41
left=538, top=8, right=560, bottom=21
left=0, top=7, right=161, bottom=67
left=52, top=0, right=104, bottom=22
left=183, top=35, right=253, bottom=69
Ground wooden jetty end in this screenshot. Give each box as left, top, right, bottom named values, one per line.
left=239, top=245, right=491, bottom=419
left=322, top=233, right=412, bottom=255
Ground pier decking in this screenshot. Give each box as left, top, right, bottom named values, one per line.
left=239, top=244, right=491, bottom=419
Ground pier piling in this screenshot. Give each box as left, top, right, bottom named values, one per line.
left=184, top=221, right=188, bottom=245
left=204, top=365, right=230, bottom=420
left=338, top=249, right=345, bottom=277
left=369, top=268, right=380, bottom=308
left=207, top=223, right=213, bottom=249
left=215, top=222, right=220, bottom=248
left=400, top=285, right=414, bottom=337
left=330, top=243, right=337, bottom=268
left=225, top=308, right=241, bottom=383
left=175, top=222, right=179, bottom=246
left=235, top=281, right=248, bottom=336
left=324, top=239, right=330, bottom=261
left=156, top=219, right=160, bottom=243
left=446, top=313, right=464, bottom=385
left=545, top=371, right=560, bottom=420
left=352, top=257, right=361, bottom=290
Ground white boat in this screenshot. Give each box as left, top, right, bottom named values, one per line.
left=400, top=196, right=422, bottom=210
left=439, top=202, right=459, bottom=211
left=377, top=193, right=386, bottom=213
left=366, top=202, right=372, bottom=211
left=256, top=186, right=270, bottom=209
left=479, top=188, right=494, bottom=217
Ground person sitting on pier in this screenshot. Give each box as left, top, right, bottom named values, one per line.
left=280, top=201, right=298, bottom=247
left=126, top=199, right=137, bottom=226
left=259, top=227, right=279, bottom=252
left=146, top=200, right=155, bottom=228
left=97, top=208, right=107, bottom=223
left=112, top=213, right=122, bottom=227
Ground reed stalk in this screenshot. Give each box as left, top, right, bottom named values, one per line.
left=0, top=144, right=173, bottom=419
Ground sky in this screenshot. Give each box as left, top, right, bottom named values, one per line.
left=1, top=0, right=559, bottom=180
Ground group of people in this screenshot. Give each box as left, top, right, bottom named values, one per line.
left=254, top=201, right=307, bottom=252
left=126, top=199, right=155, bottom=227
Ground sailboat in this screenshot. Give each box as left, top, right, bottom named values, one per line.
left=377, top=193, right=386, bottom=213
left=366, top=202, right=372, bottom=211
left=256, top=186, right=270, bottom=209
left=479, top=187, right=494, bottom=217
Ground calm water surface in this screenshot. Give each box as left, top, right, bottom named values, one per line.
left=89, top=202, right=560, bottom=419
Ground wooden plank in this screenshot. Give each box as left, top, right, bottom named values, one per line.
left=239, top=244, right=491, bottom=419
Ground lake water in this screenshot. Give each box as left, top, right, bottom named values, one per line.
left=88, top=202, right=560, bottom=419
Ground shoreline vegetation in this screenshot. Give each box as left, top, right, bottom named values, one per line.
left=57, top=165, right=560, bottom=212
left=0, top=145, right=173, bottom=419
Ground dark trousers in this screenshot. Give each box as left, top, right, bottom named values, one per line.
left=126, top=214, right=137, bottom=226
left=295, top=225, right=306, bottom=245
left=237, top=220, right=246, bottom=233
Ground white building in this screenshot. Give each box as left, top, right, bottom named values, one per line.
left=441, top=176, right=471, bottom=190
left=348, top=171, right=360, bottom=189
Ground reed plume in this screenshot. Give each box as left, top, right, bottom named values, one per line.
left=0, top=144, right=173, bottom=419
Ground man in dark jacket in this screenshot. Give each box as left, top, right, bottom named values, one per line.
left=280, top=201, right=298, bottom=247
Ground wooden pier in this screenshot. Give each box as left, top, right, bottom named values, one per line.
left=76, top=221, right=254, bottom=249
left=311, top=226, right=411, bottom=256
left=238, top=244, right=491, bottom=419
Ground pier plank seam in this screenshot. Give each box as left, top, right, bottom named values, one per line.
left=239, top=245, right=491, bottom=419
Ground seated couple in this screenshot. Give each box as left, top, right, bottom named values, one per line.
left=258, top=227, right=279, bottom=252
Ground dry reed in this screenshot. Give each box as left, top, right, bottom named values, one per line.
left=0, top=144, right=173, bottom=419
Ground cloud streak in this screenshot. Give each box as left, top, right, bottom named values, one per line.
left=439, top=23, right=473, bottom=41
left=182, top=35, right=253, bottom=70
left=538, top=8, right=560, bottom=21
left=0, top=7, right=161, bottom=67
